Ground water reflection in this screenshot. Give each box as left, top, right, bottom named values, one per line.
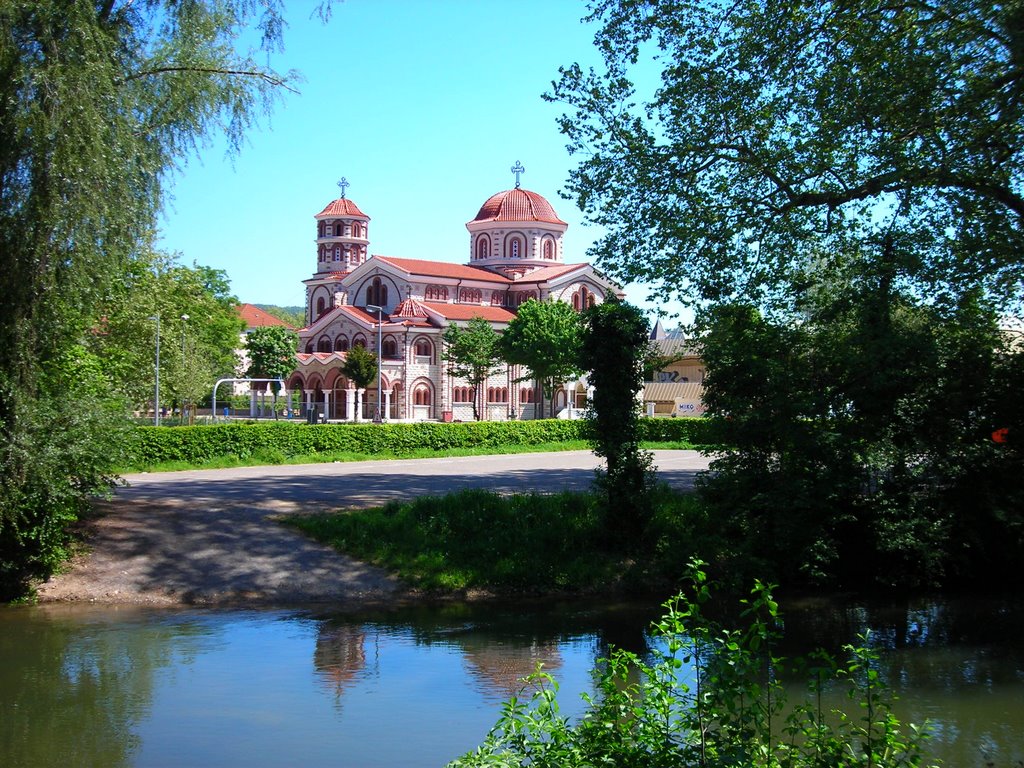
left=1, top=596, right=1021, bottom=767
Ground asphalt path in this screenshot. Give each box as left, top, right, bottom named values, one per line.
left=114, top=449, right=712, bottom=508
left=37, top=450, right=712, bottom=607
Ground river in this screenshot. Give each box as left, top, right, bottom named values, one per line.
left=2, top=594, right=1022, bottom=767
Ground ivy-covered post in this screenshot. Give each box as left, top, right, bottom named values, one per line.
left=580, top=297, right=655, bottom=546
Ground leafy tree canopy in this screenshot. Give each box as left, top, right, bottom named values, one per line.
left=443, top=317, right=504, bottom=421
left=550, top=0, right=1024, bottom=313
left=0, top=0, right=296, bottom=597
left=341, top=343, right=378, bottom=391
left=246, top=325, right=299, bottom=382
left=500, top=299, right=583, bottom=416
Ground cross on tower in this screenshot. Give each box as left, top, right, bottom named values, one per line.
left=337, top=177, right=350, bottom=199
left=510, top=161, right=525, bottom=189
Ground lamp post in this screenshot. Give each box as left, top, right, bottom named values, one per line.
left=180, top=314, right=189, bottom=423
left=149, top=314, right=160, bottom=426
left=366, top=304, right=384, bottom=422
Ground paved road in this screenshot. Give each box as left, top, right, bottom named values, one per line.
left=115, top=450, right=711, bottom=508
left=37, top=450, right=711, bottom=607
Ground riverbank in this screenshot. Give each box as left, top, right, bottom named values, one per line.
left=35, top=451, right=712, bottom=606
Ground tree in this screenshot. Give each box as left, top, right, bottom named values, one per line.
left=549, top=0, right=1024, bottom=313
left=341, top=343, right=378, bottom=391
left=245, top=325, right=298, bottom=420
left=0, top=1, right=294, bottom=598
left=579, top=298, right=655, bottom=545
left=443, top=317, right=504, bottom=421
left=87, top=252, right=245, bottom=412
left=698, top=256, right=1024, bottom=590
left=500, top=299, right=583, bottom=418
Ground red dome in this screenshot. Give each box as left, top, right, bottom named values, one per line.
left=470, top=188, right=566, bottom=225
left=316, top=198, right=368, bottom=218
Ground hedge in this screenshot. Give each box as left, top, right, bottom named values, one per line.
left=122, top=417, right=713, bottom=468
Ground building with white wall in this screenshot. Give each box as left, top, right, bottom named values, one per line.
left=287, top=173, right=623, bottom=421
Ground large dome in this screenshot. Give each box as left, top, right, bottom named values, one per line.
left=470, top=188, right=566, bottom=225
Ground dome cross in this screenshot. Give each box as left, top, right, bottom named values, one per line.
left=510, top=161, right=525, bottom=189
left=337, top=177, right=350, bottom=199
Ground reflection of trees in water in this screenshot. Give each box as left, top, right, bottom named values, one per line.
left=0, top=608, right=213, bottom=768
left=775, top=596, right=1024, bottom=768
left=312, top=624, right=367, bottom=700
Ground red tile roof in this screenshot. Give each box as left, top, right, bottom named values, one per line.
left=316, top=198, right=369, bottom=218
left=512, top=264, right=587, bottom=282
left=374, top=256, right=512, bottom=283
left=470, top=188, right=567, bottom=225
left=422, top=302, right=517, bottom=322
left=393, top=296, right=429, bottom=319
left=238, top=303, right=292, bottom=329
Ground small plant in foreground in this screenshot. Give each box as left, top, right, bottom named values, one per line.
left=448, top=562, right=936, bottom=768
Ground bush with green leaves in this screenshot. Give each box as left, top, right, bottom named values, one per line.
left=449, top=563, right=936, bottom=768
left=121, top=418, right=712, bottom=469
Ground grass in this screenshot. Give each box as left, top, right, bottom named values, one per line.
left=283, top=486, right=710, bottom=595
left=121, top=440, right=696, bottom=473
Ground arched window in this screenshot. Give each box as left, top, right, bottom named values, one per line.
left=382, top=336, right=398, bottom=358
left=305, top=341, right=314, bottom=354
left=317, top=336, right=331, bottom=353
left=491, top=290, right=505, bottom=306
left=505, top=234, right=524, bottom=259
left=334, top=335, right=349, bottom=352
left=414, top=338, right=432, bottom=361
left=543, top=238, right=555, bottom=260
left=476, top=237, right=490, bottom=260
left=459, top=288, right=482, bottom=304
left=316, top=297, right=326, bottom=318
left=318, top=245, right=326, bottom=261
left=353, top=334, right=367, bottom=348
left=453, top=386, right=474, bottom=403
left=425, top=284, right=448, bottom=301
left=367, top=277, right=388, bottom=307
left=334, top=222, right=343, bottom=236
left=318, top=221, right=325, bottom=238
left=520, top=387, right=535, bottom=403
left=414, top=385, right=432, bottom=406
left=487, top=387, right=509, bottom=403
left=333, top=246, right=341, bottom=261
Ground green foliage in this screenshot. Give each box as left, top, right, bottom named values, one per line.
left=698, top=274, right=1024, bottom=589
left=287, top=489, right=620, bottom=592
left=252, top=304, right=303, bottom=328
left=88, top=252, right=245, bottom=409
left=500, top=299, right=584, bottom=418
left=121, top=418, right=713, bottom=469
left=443, top=317, right=504, bottom=421
left=245, top=325, right=299, bottom=380
left=0, top=0, right=294, bottom=598
left=580, top=297, right=656, bottom=545
left=551, top=0, right=1023, bottom=313
left=340, top=343, right=378, bottom=390
left=449, top=564, right=936, bottom=768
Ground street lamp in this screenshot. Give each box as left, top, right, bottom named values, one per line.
left=149, top=314, right=160, bottom=426
left=180, top=314, right=189, bottom=423
left=366, top=304, right=384, bottom=422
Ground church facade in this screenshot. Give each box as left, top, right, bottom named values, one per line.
left=286, top=173, right=624, bottom=421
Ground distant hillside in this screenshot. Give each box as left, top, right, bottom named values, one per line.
left=252, top=304, right=304, bottom=328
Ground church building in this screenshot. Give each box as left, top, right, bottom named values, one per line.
left=287, top=167, right=624, bottom=421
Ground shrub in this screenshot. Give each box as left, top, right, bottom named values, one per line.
left=121, top=418, right=712, bottom=469
left=448, top=563, right=936, bottom=767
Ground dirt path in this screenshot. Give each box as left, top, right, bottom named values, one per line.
left=36, top=450, right=711, bottom=606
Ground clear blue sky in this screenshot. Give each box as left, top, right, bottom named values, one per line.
left=158, top=0, right=689, bottom=326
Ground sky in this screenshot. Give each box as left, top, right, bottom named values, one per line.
left=158, top=0, right=690, bottom=327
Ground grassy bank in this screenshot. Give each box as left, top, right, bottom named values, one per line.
left=284, top=487, right=711, bottom=596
